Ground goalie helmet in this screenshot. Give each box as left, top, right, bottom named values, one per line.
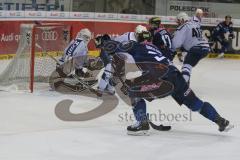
left=176, top=12, right=189, bottom=25
left=77, top=28, right=92, bottom=44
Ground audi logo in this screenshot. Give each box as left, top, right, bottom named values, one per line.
left=42, top=31, right=58, bottom=41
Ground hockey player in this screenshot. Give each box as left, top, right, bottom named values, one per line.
left=51, top=28, right=104, bottom=92
left=56, top=28, right=92, bottom=78
left=113, top=25, right=147, bottom=42
left=148, top=17, right=175, bottom=61
left=172, top=12, right=210, bottom=84
left=175, top=9, right=204, bottom=62
left=94, top=34, right=116, bottom=95
left=191, top=8, right=203, bottom=27
left=101, top=32, right=233, bottom=135
left=211, top=15, right=235, bottom=58
left=94, top=25, right=148, bottom=95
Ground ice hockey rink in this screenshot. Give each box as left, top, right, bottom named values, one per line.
left=0, top=58, right=239, bottom=160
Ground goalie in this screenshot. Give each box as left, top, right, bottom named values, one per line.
left=51, top=28, right=103, bottom=92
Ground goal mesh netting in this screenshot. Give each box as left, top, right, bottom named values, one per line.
left=0, top=23, right=71, bottom=92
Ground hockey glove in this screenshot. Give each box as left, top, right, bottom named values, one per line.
left=87, top=58, right=104, bottom=71
left=56, top=64, right=67, bottom=78
left=75, top=68, right=92, bottom=78
left=229, top=33, right=235, bottom=39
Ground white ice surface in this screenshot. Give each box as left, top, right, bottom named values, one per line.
left=0, top=58, right=240, bottom=160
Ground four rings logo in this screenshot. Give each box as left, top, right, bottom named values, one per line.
left=42, top=30, right=58, bottom=41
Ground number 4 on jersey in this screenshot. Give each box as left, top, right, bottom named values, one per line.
left=192, top=28, right=202, bottom=38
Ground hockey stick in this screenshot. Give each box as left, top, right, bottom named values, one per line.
left=149, top=121, right=171, bottom=131
left=111, top=61, right=171, bottom=131
left=71, top=74, right=102, bottom=97
left=147, top=113, right=171, bottom=131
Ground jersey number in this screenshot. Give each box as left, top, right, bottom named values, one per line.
left=192, top=28, right=202, bottom=38
left=161, top=35, right=172, bottom=48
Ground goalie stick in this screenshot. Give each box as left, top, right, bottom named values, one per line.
left=111, top=63, right=171, bottom=131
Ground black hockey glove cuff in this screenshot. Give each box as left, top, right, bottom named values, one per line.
left=229, top=33, right=235, bottom=39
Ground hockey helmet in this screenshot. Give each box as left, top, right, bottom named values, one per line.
left=137, top=31, right=152, bottom=43
left=195, top=8, right=203, bottom=19
left=148, top=17, right=161, bottom=29
left=135, top=25, right=147, bottom=34
left=94, top=34, right=111, bottom=48
left=225, top=15, right=232, bottom=19
left=196, top=8, right=203, bottom=15
left=176, top=12, right=189, bottom=25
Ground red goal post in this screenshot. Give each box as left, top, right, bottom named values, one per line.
left=30, top=23, right=71, bottom=92
left=0, top=23, right=71, bottom=92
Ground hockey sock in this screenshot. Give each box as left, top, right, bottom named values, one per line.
left=181, top=64, right=192, bottom=83
left=132, top=99, right=147, bottom=122
left=199, top=102, right=219, bottom=122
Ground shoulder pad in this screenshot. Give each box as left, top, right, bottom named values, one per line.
left=176, top=23, right=187, bottom=31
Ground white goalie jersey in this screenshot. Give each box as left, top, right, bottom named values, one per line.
left=63, top=38, right=88, bottom=58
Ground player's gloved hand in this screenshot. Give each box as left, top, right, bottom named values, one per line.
left=222, top=38, right=228, bottom=43
left=229, top=33, right=235, bottom=39
left=75, top=68, right=92, bottom=78
left=87, top=58, right=104, bottom=71
left=177, top=52, right=183, bottom=62
left=56, top=63, right=67, bottom=78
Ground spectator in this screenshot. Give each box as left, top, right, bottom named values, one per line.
left=121, top=1, right=138, bottom=14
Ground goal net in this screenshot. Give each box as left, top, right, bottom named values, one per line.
left=0, top=23, right=71, bottom=92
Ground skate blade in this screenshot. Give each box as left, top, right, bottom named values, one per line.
left=127, top=130, right=150, bottom=136
left=223, top=124, right=234, bottom=132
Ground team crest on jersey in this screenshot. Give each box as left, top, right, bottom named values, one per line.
left=140, top=82, right=163, bottom=92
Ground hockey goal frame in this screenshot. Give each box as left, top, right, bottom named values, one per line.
left=29, top=23, right=72, bottom=92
